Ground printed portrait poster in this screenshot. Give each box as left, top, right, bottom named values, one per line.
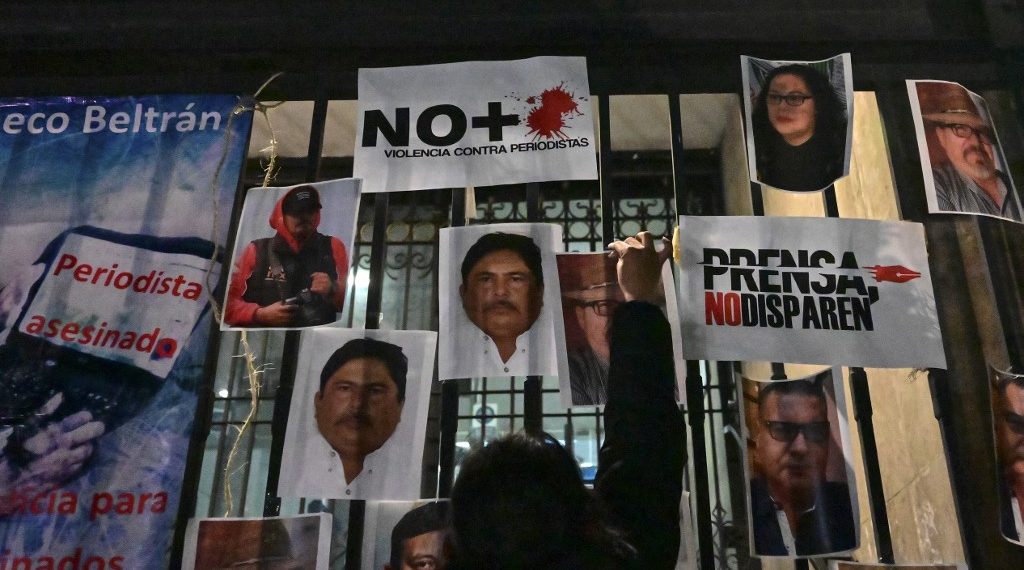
left=740, top=368, right=860, bottom=558
left=221, top=178, right=361, bottom=330
left=555, top=252, right=686, bottom=408
left=676, top=215, right=946, bottom=368
left=355, top=56, right=598, bottom=193
left=360, top=500, right=451, bottom=570
left=907, top=80, right=1023, bottom=223
left=741, top=53, right=854, bottom=192
left=183, top=513, right=332, bottom=570
left=829, top=563, right=963, bottom=570
left=989, top=365, right=1024, bottom=545
left=438, top=223, right=566, bottom=380
left=0, top=96, right=250, bottom=569
left=279, top=328, right=437, bottom=500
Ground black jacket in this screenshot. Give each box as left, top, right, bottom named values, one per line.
left=749, top=478, right=856, bottom=556
left=595, top=301, right=687, bottom=569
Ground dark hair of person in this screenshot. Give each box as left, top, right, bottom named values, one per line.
left=319, top=338, right=408, bottom=401
left=460, top=232, right=544, bottom=289
left=751, top=63, right=848, bottom=190
left=448, top=432, right=633, bottom=570
left=757, top=375, right=828, bottom=414
left=389, top=501, right=451, bottom=570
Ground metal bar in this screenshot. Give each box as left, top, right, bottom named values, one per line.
left=822, top=176, right=896, bottom=562
left=668, top=92, right=715, bottom=570
left=821, top=148, right=896, bottom=563
left=822, top=184, right=840, bottom=217
left=342, top=132, right=394, bottom=570
left=849, top=367, right=894, bottom=562
left=599, top=95, right=615, bottom=242
left=264, top=96, right=329, bottom=517
left=167, top=104, right=256, bottom=568
left=977, top=220, right=1024, bottom=366
left=438, top=188, right=465, bottom=497
left=750, top=182, right=766, bottom=216
left=524, top=181, right=543, bottom=435
left=685, top=363, right=715, bottom=570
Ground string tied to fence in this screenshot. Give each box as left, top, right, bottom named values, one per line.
left=199, top=71, right=285, bottom=516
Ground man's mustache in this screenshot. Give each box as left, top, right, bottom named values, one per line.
left=964, top=144, right=989, bottom=159
left=484, top=300, right=520, bottom=312
left=335, top=412, right=371, bottom=427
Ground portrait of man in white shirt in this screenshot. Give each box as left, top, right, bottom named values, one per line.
left=279, top=329, right=436, bottom=500
left=439, top=223, right=565, bottom=380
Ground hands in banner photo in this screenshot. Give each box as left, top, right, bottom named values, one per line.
left=0, top=395, right=105, bottom=514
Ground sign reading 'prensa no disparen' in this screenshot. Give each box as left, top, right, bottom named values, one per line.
left=676, top=216, right=947, bottom=369
left=354, top=56, right=598, bottom=193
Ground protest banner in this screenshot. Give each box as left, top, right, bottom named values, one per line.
left=676, top=215, right=946, bottom=368
left=0, top=95, right=249, bottom=569
left=355, top=56, right=597, bottom=193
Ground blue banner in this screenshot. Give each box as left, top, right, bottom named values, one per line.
left=0, top=95, right=250, bottom=568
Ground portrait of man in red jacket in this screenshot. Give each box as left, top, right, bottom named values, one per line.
left=224, top=183, right=351, bottom=328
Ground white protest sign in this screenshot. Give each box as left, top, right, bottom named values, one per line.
left=677, top=216, right=946, bottom=368
left=19, top=233, right=211, bottom=378
left=355, top=56, right=597, bottom=193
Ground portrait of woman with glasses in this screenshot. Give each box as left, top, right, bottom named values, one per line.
left=743, top=55, right=853, bottom=193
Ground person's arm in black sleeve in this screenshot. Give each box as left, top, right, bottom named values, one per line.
left=595, top=231, right=687, bottom=570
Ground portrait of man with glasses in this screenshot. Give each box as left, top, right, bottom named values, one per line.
left=993, top=366, right=1024, bottom=544
left=746, top=372, right=857, bottom=557
left=912, top=80, right=1023, bottom=223
left=556, top=253, right=626, bottom=406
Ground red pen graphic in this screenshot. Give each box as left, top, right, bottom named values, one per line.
left=863, top=265, right=921, bottom=283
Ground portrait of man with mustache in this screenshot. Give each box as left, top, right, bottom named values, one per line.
left=313, top=338, right=407, bottom=493
left=278, top=329, right=436, bottom=500
left=458, top=232, right=545, bottom=373
left=913, top=81, right=1023, bottom=222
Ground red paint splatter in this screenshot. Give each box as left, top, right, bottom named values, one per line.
left=863, top=265, right=921, bottom=283
left=524, top=82, right=584, bottom=140
left=152, top=337, right=178, bottom=359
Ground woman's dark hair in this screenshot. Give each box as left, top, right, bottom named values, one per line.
left=448, top=432, right=633, bottom=570
left=751, top=63, right=848, bottom=191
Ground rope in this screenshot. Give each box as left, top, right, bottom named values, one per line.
left=198, top=72, right=285, bottom=516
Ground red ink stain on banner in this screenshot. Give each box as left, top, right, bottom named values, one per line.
left=524, top=83, right=584, bottom=140
left=863, top=265, right=921, bottom=283
left=152, top=337, right=178, bottom=359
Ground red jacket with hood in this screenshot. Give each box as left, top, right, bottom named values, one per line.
left=224, top=188, right=348, bottom=326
